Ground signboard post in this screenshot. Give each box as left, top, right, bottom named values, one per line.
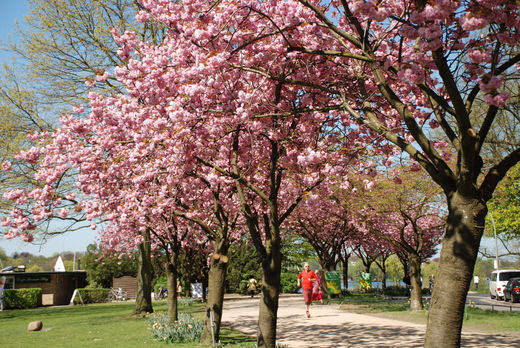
left=325, top=271, right=342, bottom=295
left=360, top=272, right=372, bottom=291
left=191, top=282, right=203, bottom=298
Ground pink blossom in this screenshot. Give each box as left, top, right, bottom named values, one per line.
left=410, top=163, right=422, bottom=172
left=363, top=179, right=375, bottom=191
left=484, top=92, right=510, bottom=107
left=96, top=71, right=110, bottom=82
left=2, top=161, right=12, bottom=171
left=85, top=78, right=96, bottom=87
left=429, top=119, right=440, bottom=129
left=90, top=223, right=97, bottom=230
left=72, top=105, right=85, bottom=113
left=468, top=50, right=490, bottom=64
left=405, top=134, right=415, bottom=143
left=440, top=151, right=451, bottom=161
left=58, top=208, right=70, bottom=218
left=393, top=177, right=403, bottom=185
left=383, top=157, right=393, bottom=166
left=0, top=217, right=11, bottom=227
left=433, top=140, right=448, bottom=149
left=5, top=229, right=20, bottom=239
left=460, top=16, right=488, bottom=31
left=397, top=64, right=425, bottom=84
left=135, top=10, right=151, bottom=23
left=135, top=235, right=144, bottom=244
left=21, top=233, right=34, bottom=242
left=478, top=76, right=504, bottom=93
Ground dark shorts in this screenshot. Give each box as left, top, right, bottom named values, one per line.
left=303, top=289, right=313, bottom=305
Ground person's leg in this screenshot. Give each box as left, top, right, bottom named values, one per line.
left=304, top=289, right=312, bottom=317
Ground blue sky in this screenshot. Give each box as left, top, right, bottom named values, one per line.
left=0, top=0, right=98, bottom=258
left=0, top=0, right=28, bottom=62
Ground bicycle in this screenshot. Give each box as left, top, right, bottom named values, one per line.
left=107, top=287, right=128, bottom=302
left=155, top=287, right=168, bottom=300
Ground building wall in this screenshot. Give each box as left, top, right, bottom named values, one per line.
left=0, top=271, right=87, bottom=306
left=113, top=276, right=137, bottom=299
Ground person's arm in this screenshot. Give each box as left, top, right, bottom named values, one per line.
left=297, top=273, right=301, bottom=287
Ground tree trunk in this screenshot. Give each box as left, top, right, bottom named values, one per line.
left=381, top=266, right=387, bottom=291
left=166, top=257, right=179, bottom=322
left=424, top=193, right=486, bottom=347
left=257, top=240, right=282, bottom=348
left=134, top=229, right=153, bottom=315
left=408, top=254, right=423, bottom=311
left=201, top=251, right=229, bottom=344
left=184, top=277, right=192, bottom=298
left=341, top=258, right=349, bottom=293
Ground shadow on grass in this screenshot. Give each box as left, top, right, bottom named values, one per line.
left=218, top=326, right=256, bottom=346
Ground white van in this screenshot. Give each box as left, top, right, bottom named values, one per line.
left=490, top=270, right=520, bottom=300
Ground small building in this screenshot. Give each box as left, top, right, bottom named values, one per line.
left=113, top=276, right=137, bottom=299
left=0, top=271, right=87, bottom=306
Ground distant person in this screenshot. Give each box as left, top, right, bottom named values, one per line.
left=312, top=270, right=324, bottom=304
left=248, top=276, right=258, bottom=298
left=0, top=276, right=6, bottom=311
left=429, top=274, right=435, bottom=294
left=297, top=262, right=316, bottom=318
left=157, top=286, right=167, bottom=299
left=474, top=275, right=480, bottom=290
left=177, top=279, right=182, bottom=296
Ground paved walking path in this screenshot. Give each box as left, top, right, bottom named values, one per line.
left=221, top=295, right=519, bottom=347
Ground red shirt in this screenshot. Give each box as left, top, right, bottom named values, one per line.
left=298, top=270, right=317, bottom=290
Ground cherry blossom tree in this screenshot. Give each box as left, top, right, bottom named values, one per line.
left=3, top=0, right=517, bottom=346
left=340, top=169, right=444, bottom=309
left=128, top=1, right=520, bottom=345
left=290, top=186, right=354, bottom=272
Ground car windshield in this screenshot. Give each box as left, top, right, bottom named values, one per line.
left=499, top=272, right=520, bottom=281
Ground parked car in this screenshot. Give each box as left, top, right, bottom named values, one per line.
left=504, top=278, right=520, bottom=303
left=490, top=270, right=520, bottom=300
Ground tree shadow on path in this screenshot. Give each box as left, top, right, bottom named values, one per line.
left=222, top=298, right=520, bottom=348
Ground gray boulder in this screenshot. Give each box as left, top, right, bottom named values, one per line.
left=27, top=321, right=43, bottom=331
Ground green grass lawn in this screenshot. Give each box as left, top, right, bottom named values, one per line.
left=0, top=300, right=255, bottom=348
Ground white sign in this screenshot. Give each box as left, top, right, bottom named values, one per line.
left=191, top=282, right=203, bottom=298
left=54, top=256, right=66, bottom=272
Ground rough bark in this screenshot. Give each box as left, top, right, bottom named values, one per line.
left=201, top=251, right=229, bottom=344
left=341, top=258, right=349, bottom=293
left=134, top=229, right=153, bottom=315
left=424, top=193, right=486, bottom=347
left=166, top=256, right=179, bottom=322
left=257, top=239, right=282, bottom=348
left=408, top=254, right=423, bottom=311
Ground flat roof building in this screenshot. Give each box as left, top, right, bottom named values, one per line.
left=0, top=271, right=87, bottom=306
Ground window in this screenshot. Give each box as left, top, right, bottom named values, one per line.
left=499, top=272, right=520, bottom=281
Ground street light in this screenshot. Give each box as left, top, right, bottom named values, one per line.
left=489, top=212, right=499, bottom=270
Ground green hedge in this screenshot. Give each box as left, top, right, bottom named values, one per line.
left=280, top=272, right=299, bottom=293
left=73, top=288, right=111, bottom=304
left=4, top=288, right=42, bottom=309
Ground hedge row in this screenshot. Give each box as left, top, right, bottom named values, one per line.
left=4, top=288, right=42, bottom=309
left=73, top=288, right=111, bottom=304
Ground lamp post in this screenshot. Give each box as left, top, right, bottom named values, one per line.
left=489, top=212, right=499, bottom=270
